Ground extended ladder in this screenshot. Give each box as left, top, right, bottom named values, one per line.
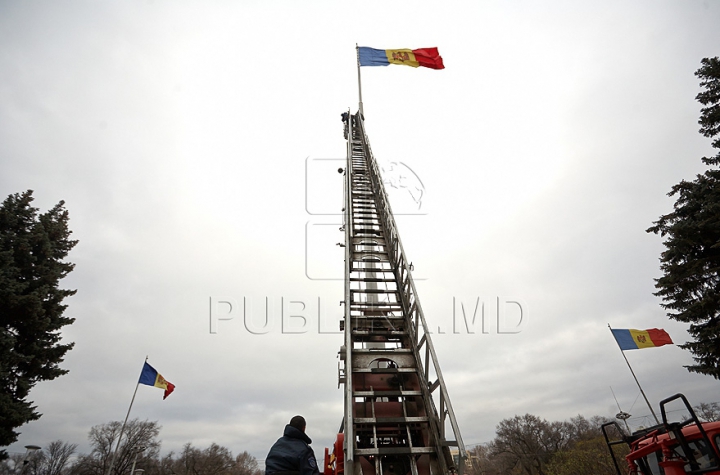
left=338, top=112, right=466, bottom=475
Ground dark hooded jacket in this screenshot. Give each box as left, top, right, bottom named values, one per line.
left=265, top=425, right=319, bottom=475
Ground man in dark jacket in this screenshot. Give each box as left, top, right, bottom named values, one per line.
left=265, top=415, right=320, bottom=475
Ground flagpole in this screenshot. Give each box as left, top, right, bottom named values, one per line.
left=356, top=44, right=364, bottom=116
left=608, top=324, right=660, bottom=425
left=106, top=356, right=147, bottom=475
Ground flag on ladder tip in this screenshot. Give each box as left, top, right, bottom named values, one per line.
left=358, top=47, right=444, bottom=70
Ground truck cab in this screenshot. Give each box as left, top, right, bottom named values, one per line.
left=603, top=394, right=720, bottom=475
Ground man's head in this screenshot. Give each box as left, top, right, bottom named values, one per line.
left=289, top=415, right=306, bottom=432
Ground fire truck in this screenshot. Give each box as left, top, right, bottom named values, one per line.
left=603, top=394, right=720, bottom=474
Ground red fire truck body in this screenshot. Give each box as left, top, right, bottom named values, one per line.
left=604, top=394, right=720, bottom=475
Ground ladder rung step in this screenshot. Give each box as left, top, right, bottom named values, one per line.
left=352, top=330, right=408, bottom=336
left=350, top=315, right=405, bottom=327
left=349, top=315, right=405, bottom=319
left=350, top=289, right=397, bottom=294
left=352, top=348, right=412, bottom=354
left=352, top=329, right=409, bottom=341
left=352, top=367, right=417, bottom=373
left=349, top=278, right=395, bottom=282
left=350, top=310, right=404, bottom=315
left=354, top=417, right=429, bottom=424
left=353, top=390, right=422, bottom=397
left=350, top=301, right=402, bottom=312
left=354, top=447, right=435, bottom=456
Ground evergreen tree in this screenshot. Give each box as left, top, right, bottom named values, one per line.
left=0, top=191, right=77, bottom=456
left=647, top=57, right=720, bottom=379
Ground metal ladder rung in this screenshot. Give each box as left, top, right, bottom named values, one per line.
left=352, top=367, right=417, bottom=374
left=354, top=447, right=435, bottom=456
left=355, top=417, right=429, bottom=424
left=351, top=348, right=412, bottom=354
left=353, top=390, right=422, bottom=397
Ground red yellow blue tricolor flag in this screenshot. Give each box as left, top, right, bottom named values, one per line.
left=358, top=47, right=444, bottom=70
left=106, top=361, right=176, bottom=475
left=611, top=328, right=673, bottom=351
left=139, top=362, right=175, bottom=399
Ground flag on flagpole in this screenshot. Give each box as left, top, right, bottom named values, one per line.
left=358, top=47, right=444, bottom=70
left=611, top=328, right=673, bottom=351
left=139, top=362, right=175, bottom=399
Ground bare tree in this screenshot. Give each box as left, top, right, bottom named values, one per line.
left=545, top=436, right=628, bottom=475
left=169, top=443, right=233, bottom=475
left=0, top=452, right=27, bottom=475
left=231, top=452, right=261, bottom=475
left=30, top=441, right=78, bottom=475
left=491, top=414, right=573, bottom=475
left=694, top=402, right=720, bottom=422
left=73, top=420, right=160, bottom=475
left=466, top=444, right=519, bottom=475
left=160, top=444, right=261, bottom=475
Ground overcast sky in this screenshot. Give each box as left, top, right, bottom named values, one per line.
left=2, top=0, right=720, bottom=463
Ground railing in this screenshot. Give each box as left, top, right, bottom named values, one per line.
left=343, top=110, right=355, bottom=469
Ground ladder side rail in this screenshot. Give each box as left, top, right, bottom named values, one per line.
left=356, top=120, right=450, bottom=474
left=356, top=116, right=467, bottom=468
left=343, top=112, right=356, bottom=470
left=409, top=275, right=467, bottom=462
left=360, top=136, right=455, bottom=475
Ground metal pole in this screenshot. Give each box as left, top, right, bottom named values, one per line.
left=343, top=111, right=355, bottom=475
left=608, top=324, right=661, bottom=425
left=18, top=446, right=41, bottom=475
left=107, top=357, right=147, bottom=475
left=129, top=446, right=145, bottom=475
left=129, top=451, right=139, bottom=475
left=356, top=44, right=364, bottom=116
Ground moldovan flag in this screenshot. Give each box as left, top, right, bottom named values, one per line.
left=139, top=362, right=175, bottom=399
left=358, top=47, right=444, bottom=70
left=611, top=328, right=673, bottom=351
